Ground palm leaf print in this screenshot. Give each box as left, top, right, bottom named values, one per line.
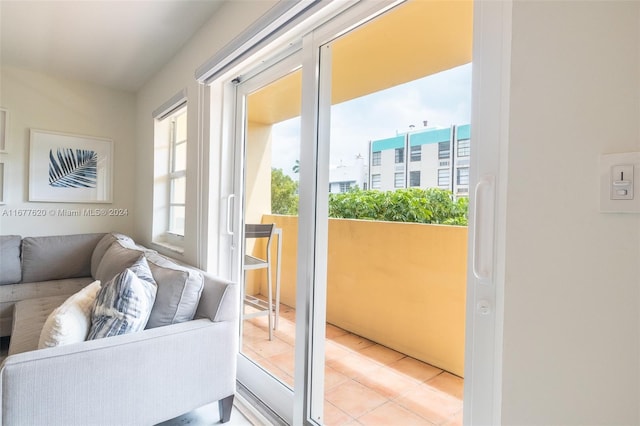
left=48, top=148, right=98, bottom=188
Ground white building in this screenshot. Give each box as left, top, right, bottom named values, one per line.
left=328, top=155, right=368, bottom=193
left=368, top=124, right=470, bottom=197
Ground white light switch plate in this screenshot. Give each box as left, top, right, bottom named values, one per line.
left=600, top=152, right=640, bottom=213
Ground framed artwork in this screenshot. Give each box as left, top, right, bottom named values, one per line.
left=29, top=129, right=113, bottom=203
left=0, top=108, right=7, bottom=152
left=0, top=162, right=4, bottom=204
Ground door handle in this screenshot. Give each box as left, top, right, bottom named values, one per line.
left=472, top=175, right=495, bottom=284
left=226, top=194, right=235, bottom=235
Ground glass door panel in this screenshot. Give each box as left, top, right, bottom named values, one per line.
left=234, top=54, right=302, bottom=421
left=320, top=1, right=471, bottom=423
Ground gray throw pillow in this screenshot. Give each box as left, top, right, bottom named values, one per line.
left=88, top=256, right=157, bottom=340
left=0, top=235, right=22, bottom=285
left=94, top=239, right=145, bottom=285
left=145, top=252, right=205, bottom=329
left=90, top=233, right=134, bottom=278
left=22, top=233, right=105, bottom=283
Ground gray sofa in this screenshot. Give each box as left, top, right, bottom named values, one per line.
left=0, top=233, right=238, bottom=425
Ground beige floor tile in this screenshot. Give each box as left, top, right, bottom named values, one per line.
left=325, top=340, right=353, bottom=362
left=325, top=365, right=351, bottom=392
left=268, top=349, right=295, bottom=378
left=246, top=334, right=293, bottom=358
left=327, top=323, right=350, bottom=338
left=426, top=372, right=464, bottom=400
left=323, top=400, right=355, bottom=426
left=327, top=351, right=382, bottom=379
left=396, top=384, right=462, bottom=425
left=332, top=333, right=376, bottom=353
left=358, top=344, right=405, bottom=366
left=387, top=356, right=443, bottom=383
left=354, top=364, right=422, bottom=399
left=357, top=401, right=434, bottom=426
left=325, top=379, right=388, bottom=419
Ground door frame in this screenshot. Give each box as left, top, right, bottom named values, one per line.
left=204, top=0, right=513, bottom=424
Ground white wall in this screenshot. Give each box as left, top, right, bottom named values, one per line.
left=502, top=1, right=640, bottom=424
left=0, top=66, right=136, bottom=237
left=134, top=0, right=277, bottom=265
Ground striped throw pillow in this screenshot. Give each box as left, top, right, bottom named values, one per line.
left=88, top=255, right=157, bottom=340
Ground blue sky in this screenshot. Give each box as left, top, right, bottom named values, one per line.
left=272, top=62, right=472, bottom=179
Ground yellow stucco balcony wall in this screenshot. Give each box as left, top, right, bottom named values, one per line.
left=246, top=214, right=467, bottom=377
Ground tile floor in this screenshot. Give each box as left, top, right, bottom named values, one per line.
left=243, top=303, right=464, bottom=425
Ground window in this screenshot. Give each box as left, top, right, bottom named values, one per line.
left=153, top=97, right=187, bottom=250
left=395, top=147, right=404, bottom=164
left=371, top=174, right=381, bottom=189
left=438, top=168, right=450, bottom=186
left=372, top=151, right=381, bottom=166
left=457, top=167, right=469, bottom=186
left=339, top=182, right=351, bottom=192
left=394, top=172, right=404, bottom=188
left=438, top=141, right=450, bottom=159
left=457, top=139, right=470, bottom=157
left=410, top=171, right=420, bottom=187
left=410, top=145, right=421, bottom=162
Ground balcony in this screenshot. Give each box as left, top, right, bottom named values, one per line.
left=244, top=215, right=466, bottom=424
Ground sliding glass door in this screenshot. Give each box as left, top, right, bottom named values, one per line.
left=219, top=1, right=497, bottom=424
left=232, top=52, right=303, bottom=422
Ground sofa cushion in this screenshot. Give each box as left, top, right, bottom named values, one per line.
left=88, top=256, right=157, bottom=340
left=0, top=235, right=22, bottom=285
left=21, top=233, right=105, bottom=283
left=94, top=239, right=145, bottom=284
left=145, top=252, right=205, bottom=329
left=91, top=233, right=135, bottom=278
left=9, top=295, right=69, bottom=356
left=38, top=280, right=102, bottom=349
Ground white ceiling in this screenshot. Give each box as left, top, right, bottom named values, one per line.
left=0, top=0, right=225, bottom=92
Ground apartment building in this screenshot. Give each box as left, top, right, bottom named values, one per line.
left=368, top=124, right=470, bottom=197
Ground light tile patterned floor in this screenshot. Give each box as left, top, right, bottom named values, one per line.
left=243, top=303, right=464, bottom=425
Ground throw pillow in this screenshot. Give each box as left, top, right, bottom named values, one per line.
left=144, top=252, right=205, bottom=329
left=38, top=280, right=102, bottom=349
left=0, top=235, right=22, bottom=285
left=88, top=256, right=157, bottom=340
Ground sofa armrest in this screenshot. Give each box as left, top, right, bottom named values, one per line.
left=195, top=274, right=238, bottom=323
left=0, top=318, right=238, bottom=426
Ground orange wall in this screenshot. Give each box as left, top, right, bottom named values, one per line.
left=251, top=214, right=467, bottom=376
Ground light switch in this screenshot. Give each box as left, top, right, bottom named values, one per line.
left=600, top=152, right=640, bottom=213
left=610, top=164, right=634, bottom=200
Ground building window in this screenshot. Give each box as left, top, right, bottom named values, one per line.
left=394, top=172, right=404, bottom=188
left=371, top=174, right=381, bottom=189
left=457, top=139, right=470, bottom=157
left=438, top=141, right=450, bottom=159
left=395, top=147, right=404, bottom=164
left=372, top=151, right=381, bottom=166
left=154, top=98, right=187, bottom=250
left=409, top=171, right=420, bottom=187
left=410, top=145, right=421, bottom=162
left=438, top=168, right=450, bottom=186
left=339, top=182, right=352, bottom=192
left=457, top=167, right=469, bottom=186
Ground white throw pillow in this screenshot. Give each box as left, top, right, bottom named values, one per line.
left=38, top=280, right=102, bottom=349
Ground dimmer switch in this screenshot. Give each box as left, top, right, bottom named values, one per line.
left=600, top=152, right=640, bottom=213
left=611, top=164, right=634, bottom=200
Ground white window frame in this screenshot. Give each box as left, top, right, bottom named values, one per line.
left=152, top=92, right=187, bottom=253
left=167, top=107, right=187, bottom=238
left=371, top=173, right=381, bottom=189
left=372, top=150, right=382, bottom=166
